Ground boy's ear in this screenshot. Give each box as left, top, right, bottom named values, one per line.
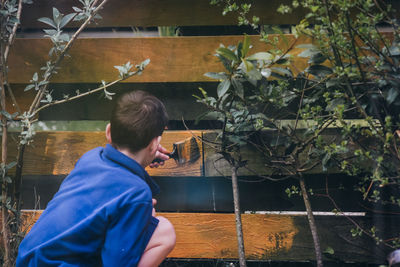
left=105, top=123, right=112, bottom=144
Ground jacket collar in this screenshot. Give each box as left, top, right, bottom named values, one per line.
left=103, top=144, right=160, bottom=196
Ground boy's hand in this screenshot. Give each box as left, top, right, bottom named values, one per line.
left=149, top=144, right=169, bottom=168
left=152, top=198, right=157, bottom=216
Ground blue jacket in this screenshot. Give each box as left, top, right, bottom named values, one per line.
left=17, top=144, right=160, bottom=267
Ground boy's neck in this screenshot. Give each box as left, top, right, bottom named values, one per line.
left=117, top=147, right=147, bottom=168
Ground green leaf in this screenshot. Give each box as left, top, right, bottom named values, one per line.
left=324, top=246, right=335, bottom=255
left=306, top=65, right=333, bottom=77
left=53, top=7, right=60, bottom=21
left=247, top=52, right=273, bottom=61
left=37, top=17, right=57, bottom=28
left=389, top=44, right=400, bottom=56
left=241, top=35, right=251, bottom=57
left=326, top=78, right=340, bottom=88
left=216, top=47, right=238, bottom=62
left=204, top=72, right=227, bottom=81
left=261, top=68, right=271, bottom=78
left=386, top=88, right=399, bottom=105
left=197, top=87, right=208, bottom=98
left=217, top=79, right=231, bottom=98
left=231, top=78, right=244, bottom=99
left=59, top=13, right=76, bottom=28
left=296, top=44, right=317, bottom=49
left=298, top=48, right=319, bottom=58
left=271, top=67, right=292, bottom=77
left=72, top=6, right=82, bottom=12
left=24, top=84, right=35, bottom=91
left=0, top=110, right=12, bottom=120
left=141, top=58, right=150, bottom=67
left=59, top=33, right=70, bottom=42
left=308, top=52, right=327, bottom=64
left=236, top=42, right=243, bottom=59
left=43, top=29, right=57, bottom=36
left=6, top=161, right=16, bottom=170
left=326, top=98, right=345, bottom=112
left=322, top=153, right=331, bottom=172
left=246, top=69, right=262, bottom=83
left=241, top=58, right=254, bottom=72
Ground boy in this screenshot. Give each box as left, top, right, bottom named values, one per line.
left=17, top=90, right=176, bottom=266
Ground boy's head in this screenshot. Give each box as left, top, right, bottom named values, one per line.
left=109, top=90, right=168, bottom=153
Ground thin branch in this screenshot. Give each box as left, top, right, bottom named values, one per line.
left=243, top=165, right=293, bottom=181
left=323, top=176, right=396, bottom=249
left=33, top=74, right=132, bottom=116
left=345, top=12, right=366, bottom=82
left=29, top=0, right=109, bottom=114
left=4, top=0, right=22, bottom=62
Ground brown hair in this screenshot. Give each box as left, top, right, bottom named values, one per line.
left=110, top=90, right=168, bottom=152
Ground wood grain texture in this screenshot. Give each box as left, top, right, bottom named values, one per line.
left=6, top=83, right=214, bottom=121
left=17, top=210, right=393, bottom=263
left=21, top=175, right=368, bottom=212
left=4, top=128, right=361, bottom=177
left=8, top=35, right=310, bottom=83
left=5, top=131, right=202, bottom=176
left=19, top=0, right=307, bottom=28
left=203, top=131, right=345, bottom=177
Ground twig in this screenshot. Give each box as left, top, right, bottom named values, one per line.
left=33, top=74, right=133, bottom=116
left=323, top=176, right=396, bottom=249
left=29, top=0, right=109, bottom=114
left=4, top=0, right=22, bottom=62
left=243, top=166, right=292, bottom=181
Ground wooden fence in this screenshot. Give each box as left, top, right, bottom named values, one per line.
left=4, top=0, right=400, bottom=264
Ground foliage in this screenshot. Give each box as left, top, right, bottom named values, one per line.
left=204, top=0, right=400, bottom=263
left=285, top=0, right=400, bottom=250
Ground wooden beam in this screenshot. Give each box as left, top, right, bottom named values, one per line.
left=20, top=175, right=369, bottom=213
left=5, top=125, right=369, bottom=177
left=203, top=131, right=345, bottom=176
left=18, top=210, right=393, bottom=263
left=6, top=83, right=214, bottom=121
left=20, top=0, right=307, bottom=28
left=5, top=131, right=202, bottom=176
left=8, top=35, right=310, bottom=83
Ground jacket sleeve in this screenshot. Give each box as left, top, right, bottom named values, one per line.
left=101, top=191, right=159, bottom=267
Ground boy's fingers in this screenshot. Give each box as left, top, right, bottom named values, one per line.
left=152, top=198, right=157, bottom=206
left=155, top=150, right=169, bottom=161
left=158, top=144, right=169, bottom=154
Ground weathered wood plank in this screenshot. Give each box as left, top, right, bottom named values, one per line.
left=5, top=131, right=202, bottom=176
left=203, top=130, right=347, bottom=176
left=18, top=210, right=395, bottom=263
left=21, top=175, right=370, bottom=213
left=6, top=83, right=214, bottom=121
left=20, top=0, right=307, bottom=28
left=8, top=35, right=310, bottom=83
left=5, top=125, right=369, bottom=177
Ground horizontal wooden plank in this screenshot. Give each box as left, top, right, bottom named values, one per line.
left=20, top=0, right=307, bottom=28
left=5, top=124, right=371, bottom=177
left=18, top=210, right=396, bottom=263
left=21, top=175, right=373, bottom=213
left=6, top=83, right=214, bottom=121
left=5, top=130, right=203, bottom=176
left=203, top=131, right=346, bottom=176
left=8, top=35, right=310, bottom=83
